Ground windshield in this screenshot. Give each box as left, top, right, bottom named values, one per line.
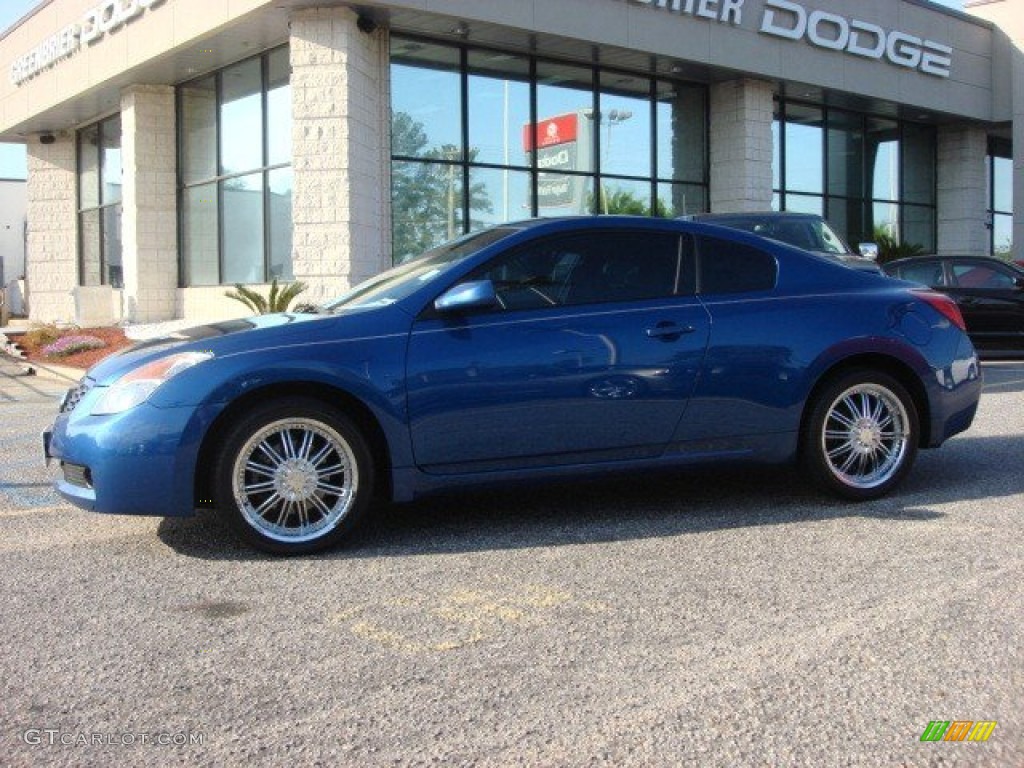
left=322, top=227, right=519, bottom=312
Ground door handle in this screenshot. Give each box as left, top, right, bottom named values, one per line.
left=645, top=322, right=696, bottom=340
left=957, top=297, right=979, bottom=306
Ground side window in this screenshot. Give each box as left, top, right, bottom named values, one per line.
left=475, top=231, right=689, bottom=311
left=951, top=262, right=1016, bottom=290
left=897, top=261, right=944, bottom=287
left=697, top=236, right=777, bottom=295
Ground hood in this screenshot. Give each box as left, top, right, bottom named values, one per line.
left=84, top=311, right=343, bottom=385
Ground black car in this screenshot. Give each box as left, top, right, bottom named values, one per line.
left=682, top=211, right=881, bottom=272
left=884, top=255, right=1024, bottom=354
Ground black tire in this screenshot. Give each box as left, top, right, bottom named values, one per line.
left=801, top=369, right=919, bottom=500
left=213, top=397, right=374, bottom=555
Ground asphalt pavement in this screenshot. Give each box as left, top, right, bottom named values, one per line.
left=0, top=354, right=1021, bottom=766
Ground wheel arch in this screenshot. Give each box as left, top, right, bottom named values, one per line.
left=800, top=353, right=932, bottom=451
left=194, top=381, right=393, bottom=509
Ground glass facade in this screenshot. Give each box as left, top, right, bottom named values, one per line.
left=988, top=138, right=1013, bottom=257
left=773, top=100, right=937, bottom=252
left=77, top=114, right=122, bottom=288
left=390, top=37, right=708, bottom=262
left=178, top=47, right=292, bottom=286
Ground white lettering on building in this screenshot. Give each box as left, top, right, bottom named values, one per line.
left=628, top=0, right=952, bottom=78
left=631, top=0, right=745, bottom=25
left=759, top=0, right=952, bottom=78
left=10, top=0, right=164, bottom=86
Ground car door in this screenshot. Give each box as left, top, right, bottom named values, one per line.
left=405, top=229, right=711, bottom=473
left=947, top=259, right=1024, bottom=348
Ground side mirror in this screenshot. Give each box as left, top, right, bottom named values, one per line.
left=858, top=242, right=880, bottom=261
left=1014, top=276, right=1024, bottom=290
left=434, top=280, right=498, bottom=313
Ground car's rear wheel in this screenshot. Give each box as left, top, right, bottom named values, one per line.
left=213, top=397, right=374, bottom=554
left=802, top=370, right=918, bottom=500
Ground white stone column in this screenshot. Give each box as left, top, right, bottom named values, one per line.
left=708, top=79, right=774, bottom=213
left=26, top=135, right=77, bottom=324
left=937, top=125, right=988, bottom=256
left=120, top=85, right=178, bottom=322
left=290, top=7, right=391, bottom=305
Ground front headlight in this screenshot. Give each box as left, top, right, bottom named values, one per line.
left=91, top=351, right=213, bottom=415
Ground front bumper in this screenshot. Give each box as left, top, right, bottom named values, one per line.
left=44, top=393, right=214, bottom=518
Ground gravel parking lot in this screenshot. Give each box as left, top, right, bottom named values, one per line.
left=0, top=358, right=1021, bottom=767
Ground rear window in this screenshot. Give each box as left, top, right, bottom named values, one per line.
left=697, top=236, right=777, bottom=295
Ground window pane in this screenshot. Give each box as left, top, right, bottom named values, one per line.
left=600, top=177, right=651, bottom=215
left=599, top=72, right=651, bottom=179
left=467, top=167, right=529, bottom=229
left=481, top=231, right=681, bottom=309
left=897, top=261, right=943, bottom=286
left=267, top=47, right=291, bottom=167
left=951, top=261, right=1016, bottom=289
left=784, top=104, right=823, bottom=195
left=868, top=118, right=899, bottom=202
left=268, top=168, right=293, bottom=280
left=902, top=123, right=935, bottom=206
left=536, top=61, right=594, bottom=176
left=222, top=172, right=265, bottom=283
left=903, top=205, right=935, bottom=253
left=467, top=51, right=530, bottom=168
left=784, top=193, right=824, bottom=216
left=537, top=172, right=593, bottom=215
left=657, top=182, right=706, bottom=217
left=221, top=59, right=264, bottom=175
left=993, top=213, right=1013, bottom=256
left=698, top=236, right=776, bottom=294
left=79, top=210, right=101, bottom=286
left=827, top=110, right=863, bottom=198
left=993, top=156, right=1013, bottom=213
left=100, top=115, right=122, bottom=206
left=180, top=76, right=217, bottom=184
left=772, top=116, right=781, bottom=191
left=657, top=81, right=704, bottom=183
left=79, top=124, right=99, bottom=209
left=103, top=204, right=123, bottom=288
left=183, top=183, right=219, bottom=285
left=826, top=196, right=865, bottom=245
left=872, top=201, right=899, bottom=240
left=391, top=40, right=462, bottom=160
left=391, top=160, right=464, bottom=262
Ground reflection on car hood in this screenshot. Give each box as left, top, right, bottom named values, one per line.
left=84, top=312, right=330, bottom=385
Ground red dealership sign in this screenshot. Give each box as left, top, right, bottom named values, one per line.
left=522, top=113, right=579, bottom=152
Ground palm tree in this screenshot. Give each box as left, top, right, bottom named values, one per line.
left=225, top=279, right=308, bottom=314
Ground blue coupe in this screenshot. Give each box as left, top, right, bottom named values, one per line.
left=44, top=217, right=982, bottom=554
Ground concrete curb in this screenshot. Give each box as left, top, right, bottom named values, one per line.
left=0, top=351, right=82, bottom=384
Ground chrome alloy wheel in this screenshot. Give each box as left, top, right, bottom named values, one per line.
left=232, top=417, right=359, bottom=543
left=820, top=383, right=910, bottom=490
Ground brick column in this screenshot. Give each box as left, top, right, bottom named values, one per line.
left=937, top=125, right=988, bottom=256
left=290, top=7, right=391, bottom=306
left=121, top=85, right=178, bottom=322
left=26, top=135, right=77, bottom=324
left=709, top=79, right=774, bottom=213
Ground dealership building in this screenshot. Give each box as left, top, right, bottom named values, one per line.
left=0, top=0, right=1020, bottom=325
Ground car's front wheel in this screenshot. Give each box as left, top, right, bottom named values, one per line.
left=213, top=397, right=374, bottom=554
left=802, top=370, right=919, bottom=500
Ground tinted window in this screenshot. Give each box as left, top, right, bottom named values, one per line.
left=697, top=236, right=776, bottom=294
left=476, top=231, right=689, bottom=311
left=950, top=262, right=1017, bottom=290
left=896, top=261, right=944, bottom=286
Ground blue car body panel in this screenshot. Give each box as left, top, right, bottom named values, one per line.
left=44, top=216, right=982, bottom=517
